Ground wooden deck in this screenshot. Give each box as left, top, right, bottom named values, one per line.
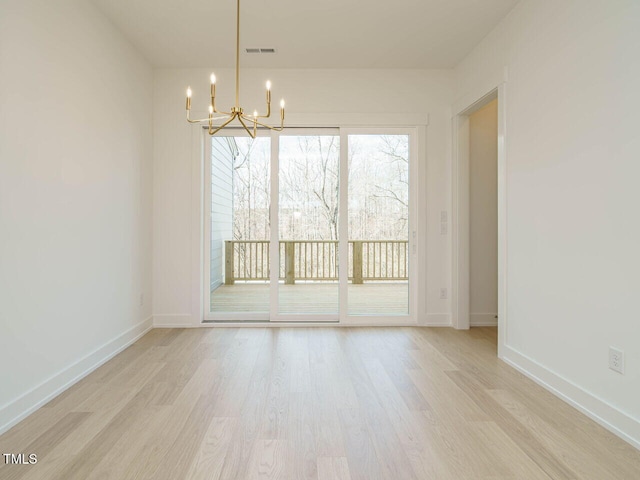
left=211, top=282, right=409, bottom=315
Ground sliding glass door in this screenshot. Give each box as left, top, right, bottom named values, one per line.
left=205, top=132, right=272, bottom=321
left=273, top=131, right=340, bottom=320
left=204, top=127, right=416, bottom=323
left=347, top=133, right=410, bottom=316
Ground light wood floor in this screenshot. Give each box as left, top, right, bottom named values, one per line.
left=211, top=283, right=408, bottom=315
left=1, top=327, right=639, bottom=480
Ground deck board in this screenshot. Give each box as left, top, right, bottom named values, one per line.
left=211, top=283, right=409, bottom=315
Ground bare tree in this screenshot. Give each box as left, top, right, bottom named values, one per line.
left=228, top=134, right=409, bottom=242
left=278, top=135, right=340, bottom=240
left=232, top=138, right=270, bottom=241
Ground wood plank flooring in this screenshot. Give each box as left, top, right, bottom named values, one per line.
left=1, top=327, right=639, bottom=479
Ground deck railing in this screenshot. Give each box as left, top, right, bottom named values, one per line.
left=224, top=240, right=408, bottom=285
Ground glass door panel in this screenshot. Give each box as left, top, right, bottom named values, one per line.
left=347, top=134, right=410, bottom=315
left=277, top=134, right=340, bottom=316
left=209, top=135, right=271, bottom=316
left=205, top=128, right=415, bottom=323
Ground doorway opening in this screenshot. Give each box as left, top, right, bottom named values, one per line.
left=469, top=99, right=498, bottom=329
left=453, top=86, right=506, bottom=357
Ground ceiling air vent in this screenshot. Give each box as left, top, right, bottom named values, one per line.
left=245, top=48, right=277, bottom=54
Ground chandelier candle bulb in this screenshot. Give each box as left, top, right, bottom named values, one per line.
left=186, top=87, right=192, bottom=110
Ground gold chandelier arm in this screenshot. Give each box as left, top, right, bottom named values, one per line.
left=255, top=102, right=271, bottom=119
left=187, top=111, right=231, bottom=123
left=213, top=106, right=233, bottom=116
left=248, top=122, right=284, bottom=132
left=254, top=111, right=271, bottom=120
left=208, top=113, right=238, bottom=135
left=237, top=114, right=257, bottom=138
left=252, top=93, right=272, bottom=119
left=245, top=116, right=285, bottom=131
left=264, top=97, right=271, bottom=118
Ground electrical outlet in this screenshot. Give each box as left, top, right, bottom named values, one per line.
left=139, top=294, right=144, bottom=307
left=609, top=347, right=624, bottom=374
left=440, top=288, right=448, bottom=300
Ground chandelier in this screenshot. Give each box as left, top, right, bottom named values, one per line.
left=185, top=0, right=285, bottom=138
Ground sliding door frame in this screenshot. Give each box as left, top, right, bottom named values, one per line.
left=202, top=122, right=423, bottom=326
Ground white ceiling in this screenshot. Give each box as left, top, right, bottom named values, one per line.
left=91, top=0, right=518, bottom=69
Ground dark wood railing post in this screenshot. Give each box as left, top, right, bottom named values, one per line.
left=225, top=241, right=235, bottom=285
left=285, top=241, right=296, bottom=284
left=352, top=241, right=363, bottom=284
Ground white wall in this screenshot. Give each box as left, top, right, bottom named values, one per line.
left=153, top=68, right=454, bottom=326
left=455, top=0, right=640, bottom=446
left=0, top=0, right=153, bottom=432
left=210, top=137, right=234, bottom=289
left=469, top=99, right=498, bottom=325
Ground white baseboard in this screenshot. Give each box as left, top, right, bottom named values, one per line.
left=0, top=316, right=153, bottom=436
left=158, top=313, right=448, bottom=328
left=502, top=345, right=640, bottom=450
left=470, top=313, right=498, bottom=326
left=153, top=313, right=195, bottom=328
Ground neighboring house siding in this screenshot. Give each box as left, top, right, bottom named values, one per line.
left=210, top=137, right=234, bottom=290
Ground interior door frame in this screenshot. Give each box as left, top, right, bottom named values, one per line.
left=452, top=82, right=507, bottom=358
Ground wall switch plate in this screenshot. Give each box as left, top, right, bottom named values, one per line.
left=440, top=288, right=448, bottom=300
left=609, top=347, right=624, bottom=374
left=440, top=211, right=448, bottom=235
